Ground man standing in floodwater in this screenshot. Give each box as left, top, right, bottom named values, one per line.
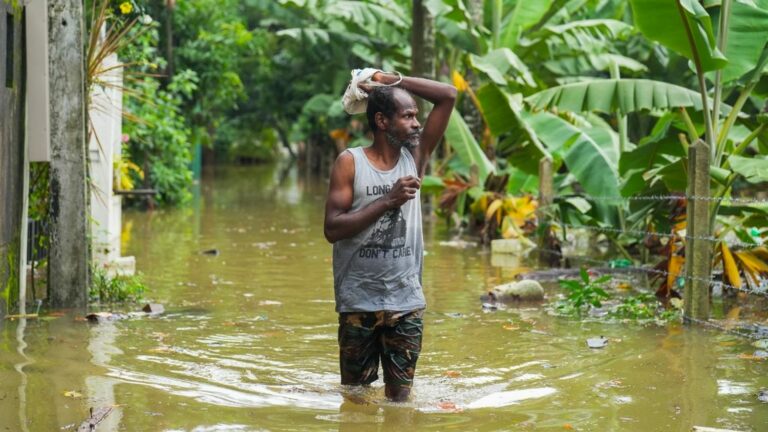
left=324, top=71, right=456, bottom=401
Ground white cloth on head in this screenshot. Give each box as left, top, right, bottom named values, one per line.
left=341, top=68, right=382, bottom=115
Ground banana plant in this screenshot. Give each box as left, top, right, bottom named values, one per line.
left=519, top=0, right=768, bottom=292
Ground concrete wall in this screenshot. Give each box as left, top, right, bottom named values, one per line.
left=0, top=4, right=25, bottom=317
left=89, top=53, right=133, bottom=272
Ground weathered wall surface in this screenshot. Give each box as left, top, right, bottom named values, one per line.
left=0, top=3, right=25, bottom=317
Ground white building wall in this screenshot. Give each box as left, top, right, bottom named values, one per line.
left=88, top=53, right=134, bottom=274
left=26, top=0, right=50, bottom=162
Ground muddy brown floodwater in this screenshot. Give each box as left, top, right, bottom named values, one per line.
left=1, top=164, right=767, bottom=431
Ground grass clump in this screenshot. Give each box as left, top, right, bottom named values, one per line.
left=90, top=266, right=146, bottom=303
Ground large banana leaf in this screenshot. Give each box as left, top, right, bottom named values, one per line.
left=542, top=19, right=634, bottom=50
left=728, top=155, right=768, bottom=183
left=474, top=83, right=620, bottom=199
left=443, top=110, right=495, bottom=183
left=500, top=0, right=554, bottom=49
left=629, top=0, right=727, bottom=72
left=544, top=53, right=648, bottom=75
left=522, top=111, right=622, bottom=200
left=719, top=0, right=768, bottom=83
left=476, top=84, right=550, bottom=169
left=323, top=1, right=408, bottom=29
left=525, top=79, right=731, bottom=115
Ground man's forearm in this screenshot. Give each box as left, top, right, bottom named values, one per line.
left=375, top=73, right=456, bottom=106
left=324, top=198, right=392, bottom=243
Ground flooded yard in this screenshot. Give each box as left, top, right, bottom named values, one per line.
left=1, top=164, right=767, bottom=431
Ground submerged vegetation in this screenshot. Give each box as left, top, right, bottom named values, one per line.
left=89, top=266, right=146, bottom=304
left=554, top=268, right=682, bottom=321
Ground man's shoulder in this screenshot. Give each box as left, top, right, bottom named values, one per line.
left=331, top=149, right=356, bottom=184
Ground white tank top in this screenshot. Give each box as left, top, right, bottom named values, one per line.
left=332, top=146, right=426, bottom=312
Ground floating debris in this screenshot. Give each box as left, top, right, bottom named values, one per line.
left=63, top=390, right=83, bottom=399
left=486, top=280, right=544, bottom=302
left=258, top=300, right=282, bottom=306
left=438, top=239, right=478, bottom=249
left=758, top=389, right=768, bottom=403
left=587, top=336, right=609, bottom=349
left=200, top=248, right=220, bottom=256
left=142, top=303, right=165, bottom=314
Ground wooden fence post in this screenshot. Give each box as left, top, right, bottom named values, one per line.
left=537, top=157, right=554, bottom=266
left=48, top=0, right=90, bottom=308
left=684, top=140, right=711, bottom=322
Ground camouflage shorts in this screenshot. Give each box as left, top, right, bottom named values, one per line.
left=338, top=309, right=424, bottom=388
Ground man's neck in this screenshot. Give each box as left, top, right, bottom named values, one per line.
left=365, top=134, right=402, bottom=170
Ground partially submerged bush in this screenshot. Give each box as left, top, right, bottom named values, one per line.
left=90, top=267, right=146, bottom=303
left=555, top=267, right=611, bottom=315
left=554, top=267, right=681, bottom=321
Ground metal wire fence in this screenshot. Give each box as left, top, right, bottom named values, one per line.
left=536, top=182, right=768, bottom=297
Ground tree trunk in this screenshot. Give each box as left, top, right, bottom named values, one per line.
left=411, top=0, right=435, bottom=85
left=48, top=0, right=90, bottom=309
left=275, top=123, right=296, bottom=160
left=164, top=0, right=174, bottom=81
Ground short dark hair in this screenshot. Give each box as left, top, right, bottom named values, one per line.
left=366, top=86, right=400, bottom=131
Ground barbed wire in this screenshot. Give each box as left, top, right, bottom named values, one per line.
left=536, top=248, right=768, bottom=298
left=573, top=194, right=768, bottom=205
left=556, top=222, right=762, bottom=250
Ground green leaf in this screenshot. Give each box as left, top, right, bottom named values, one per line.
left=710, top=165, right=731, bottom=185
left=649, top=159, right=688, bottom=191
left=323, top=1, right=408, bottom=29
left=564, top=196, right=592, bottom=213
left=719, top=0, right=768, bottom=84
left=621, top=169, right=650, bottom=197
left=629, top=0, right=727, bottom=72
left=500, top=0, right=554, bottom=49
left=580, top=267, right=590, bottom=283
left=505, top=167, right=539, bottom=195
left=301, top=94, right=335, bottom=115
left=525, top=79, right=730, bottom=115
left=544, top=53, right=648, bottom=75
left=619, top=137, right=683, bottom=175
left=728, top=155, right=768, bottom=183
left=544, top=18, right=634, bottom=41
left=469, top=48, right=536, bottom=87
left=276, top=28, right=330, bottom=44
left=421, top=175, right=445, bottom=195
left=521, top=111, right=622, bottom=200
left=444, top=110, right=495, bottom=183
left=476, top=84, right=550, bottom=167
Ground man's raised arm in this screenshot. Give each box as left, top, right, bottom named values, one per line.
left=372, top=73, right=457, bottom=177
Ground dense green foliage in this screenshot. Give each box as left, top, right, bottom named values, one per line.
left=104, top=0, right=768, bottom=294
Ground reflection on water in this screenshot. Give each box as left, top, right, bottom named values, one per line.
left=1, top=163, right=767, bottom=431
